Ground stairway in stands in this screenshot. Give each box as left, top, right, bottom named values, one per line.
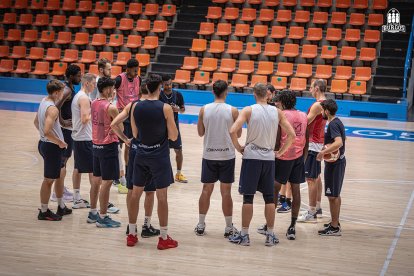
left=371, top=0, right=414, bottom=103
left=149, top=0, right=208, bottom=76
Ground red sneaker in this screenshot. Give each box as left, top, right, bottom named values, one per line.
left=157, top=235, right=178, bottom=250
left=127, top=234, right=138, bottom=247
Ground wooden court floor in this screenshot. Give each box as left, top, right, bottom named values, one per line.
left=0, top=110, right=413, bottom=276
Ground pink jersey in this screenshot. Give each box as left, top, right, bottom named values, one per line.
left=91, top=99, right=118, bottom=145
left=307, top=100, right=327, bottom=144
left=279, top=109, right=308, bottom=160
left=116, top=72, right=140, bottom=110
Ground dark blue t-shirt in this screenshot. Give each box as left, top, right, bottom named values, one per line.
left=324, top=117, right=346, bottom=156
left=61, top=82, right=76, bottom=121
left=159, top=90, right=184, bottom=125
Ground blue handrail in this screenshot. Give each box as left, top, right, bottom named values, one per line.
left=403, top=15, right=414, bottom=98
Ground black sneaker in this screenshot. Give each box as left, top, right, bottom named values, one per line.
left=316, top=208, right=323, bottom=218
left=224, top=224, right=238, bottom=238
left=57, top=205, right=72, bottom=216
left=318, top=224, right=341, bottom=236
left=38, top=209, right=62, bottom=221
left=286, top=226, right=296, bottom=240
left=323, top=222, right=341, bottom=229
left=194, top=223, right=206, bottom=236
left=141, top=224, right=160, bottom=238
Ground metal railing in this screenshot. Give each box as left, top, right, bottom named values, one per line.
left=403, top=15, right=414, bottom=98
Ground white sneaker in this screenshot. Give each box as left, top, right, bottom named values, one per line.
left=73, top=199, right=90, bottom=209
left=50, top=187, right=73, bottom=202
left=107, top=202, right=120, bottom=214
left=297, top=211, right=317, bottom=223
left=257, top=224, right=267, bottom=235
left=265, top=232, right=279, bottom=247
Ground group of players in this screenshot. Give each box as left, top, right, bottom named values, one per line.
left=35, top=58, right=347, bottom=250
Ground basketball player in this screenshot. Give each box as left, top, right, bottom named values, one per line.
left=128, top=74, right=178, bottom=249
left=298, top=79, right=327, bottom=223
left=228, top=83, right=295, bottom=246
left=194, top=80, right=240, bottom=237
left=115, top=58, right=141, bottom=191
left=90, top=58, right=111, bottom=101
left=71, top=73, right=96, bottom=209
left=159, top=74, right=187, bottom=183
left=266, top=84, right=276, bottom=106
left=52, top=65, right=81, bottom=203
left=257, top=90, right=309, bottom=240
left=111, top=80, right=160, bottom=239
left=317, top=100, right=346, bottom=236
left=34, top=80, right=71, bottom=221
left=90, top=77, right=127, bottom=228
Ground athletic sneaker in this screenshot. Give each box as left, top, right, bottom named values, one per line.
left=276, top=194, right=281, bottom=207
left=112, top=179, right=120, bottom=186
left=323, top=222, right=341, bottom=229
left=316, top=208, right=323, bottom=218
left=224, top=224, right=238, bottom=238
left=96, top=216, right=121, bottom=228
left=127, top=234, right=138, bottom=247
left=194, top=223, right=206, bottom=236
left=297, top=211, right=317, bottom=223
left=175, top=173, right=188, bottom=183
left=157, top=236, right=178, bottom=250
left=229, top=232, right=250, bottom=246
left=50, top=186, right=73, bottom=202
left=38, top=209, right=62, bottom=221
left=72, top=199, right=90, bottom=209
left=286, top=227, right=296, bottom=240
left=87, top=212, right=100, bottom=223
left=318, top=224, right=341, bottom=236
left=277, top=202, right=291, bottom=213
left=257, top=224, right=268, bottom=235
left=117, top=184, right=128, bottom=194
left=57, top=205, right=72, bottom=216
left=107, top=202, right=120, bottom=214
left=141, top=225, right=160, bottom=238
left=265, top=232, right=279, bottom=246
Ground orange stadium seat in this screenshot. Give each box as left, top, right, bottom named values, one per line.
left=114, top=52, right=132, bottom=66
left=136, top=19, right=151, bottom=32
left=263, top=42, right=280, bottom=57
left=110, top=2, right=126, bottom=15
left=252, top=25, right=268, bottom=39
left=49, top=62, right=68, bottom=77
left=31, top=61, right=50, bottom=75
left=0, top=46, right=9, bottom=58
left=190, top=39, right=207, bottom=53
left=283, top=0, right=297, bottom=7
left=173, top=70, right=191, bottom=84
left=226, top=40, right=243, bottom=55
left=67, top=16, right=83, bottom=29
left=27, top=47, right=44, bottom=60
left=14, top=0, right=28, bottom=10
left=271, top=76, right=287, bottom=89
left=181, top=56, right=199, bottom=70
left=364, top=30, right=380, bottom=44
left=331, top=80, right=348, bottom=94
left=101, top=17, right=117, bottom=30
left=350, top=13, right=365, bottom=27
left=250, top=75, right=268, bottom=87
left=326, top=28, right=342, bottom=43
left=94, top=1, right=109, bottom=14
left=368, top=14, right=384, bottom=27
left=334, top=66, right=352, bottom=80
left=336, top=0, right=351, bottom=9
left=84, top=16, right=100, bottom=30
left=359, top=47, right=376, bottom=62
left=240, top=8, right=256, bottom=22
left=289, top=26, right=305, bottom=40
left=119, top=18, right=134, bottom=32
left=301, top=44, right=318, bottom=59
left=340, top=46, right=357, bottom=61
left=276, top=10, right=292, bottom=23
left=0, top=0, right=12, bottom=9
left=198, top=22, right=215, bottom=36
left=307, top=28, right=323, bottom=43
left=245, top=42, right=262, bottom=56
left=208, top=40, right=225, bottom=54
left=216, top=23, right=232, bottom=36
left=142, top=36, right=159, bottom=50
left=30, top=0, right=44, bottom=10
left=321, top=45, right=338, bottom=60
left=271, top=26, right=287, bottom=40
left=353, top=0, right=368, bottom=10
left=223, top=7, right=239, bottom=21
left=160, top=4, right=176, bottom=17
left=354, top=67, right=372, bottom=81
left=152, top=20, right=168, bottom=34
left=10, top=46, right=26, bottom=59
left=234, top=24, right=250, bottom=38
left=349, top=80, right=366, bottom=95
left=38, top=30, right=55, bottom=44
left=259, top=9, right=275, bottom=23
left=373, top=0, right=388, bottom=10
left=144, top=4, right=159, bottom=16
left=237, top=60, right=255, bottom=74
left=2, top=13, right=17, bottom=25
left=200, top=58, right=218, bottom=72
left=317, top=0, right=332, bottom=8
left=45, top=0, right=60, bottom=11
left=256, top=61, right=274, bottom=75
left=283, top=43, right=299, bottom=58
left=88, top=64, right=99, bottom=75
left=206, top=6, right=222, bottom=20
left=315, top=65, right=332, bottom=79
left=107, top=34, right=124, bottom=47
left=136, top=53, right=150, bottom=67
left=192, top=71, right=210, bottom=85
left=126, top=35, right=142, bottom=49
left=313, top=12, right=328, bottom=25
left=91, top=34, right=107, bottom=47
left=111, top=66, right=122, bottom=79
left=22, top=30, right=38, bottom=43
left=18, top=14, right=33, bottom=26
left=73, top=32, right=89, bottom=46
left=79, top=50, right=96, bottom=64
left=98, top=51, right=114, bottom=63
left=6, top=29, right=22, bottom=42
left=300, top=0, right=315, bottom=8
left=127, top=3, right=142, bottom=16
left=44, top=48, right=62, bottom=62
left=62, top=0, right=76, bottom=12
left=331, top=12, right=347, bottom=25
left=294, top=10, right=310, bottom=24
left=78, top=1, right=92, bottom=13
left=218, top=58, right=236, bottom=73
left=276, top=62, right=294, bottom=77
left=12, top=59, right=31, bottom=74
left=51, top=15, right=66, bottom=28
left=0, top=59, right=14, bottom=73
left=230, top=74, right=248, bottom=88
left=211, top=72, right=229, bottom=84
left=61, top=49, right=79, bottom=63
left=265, top=0, right=280, bottom=7
left=33, top=14, right=50, bottom=28
left=295, top=63, right=313, bottom=78
left=290, top=77, right=307, bottom=91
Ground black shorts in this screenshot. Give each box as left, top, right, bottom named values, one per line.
left=38, top=141, right=63, bottom=179
left=275, top=155, right=305, bottom=184
left=305, top=151, right=321, bottom=179
left=127, top=145, right=155, bottom=192
left=119, top=119, right=133, bottom=144
left=133, top=155, right=174, bottom=190
left=92, top=142, right=120, bottom=181
left=324, top=158, right=346, bottom=197
left=61, top=128, right=73, bottom=159
left=169, top=131, right=182, bottom=150
left=239, top=159, right=275, bottom=196
left=73, top=141, right=93, bottom=173
left=201, top=158, right=235, bottom=184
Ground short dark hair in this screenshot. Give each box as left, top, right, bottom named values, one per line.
left=212, top=80, right=228, bottom=97
left=312, top=79, right=327, bottom=93
left=320, top=99, right=338, bottom=116
left=140, top=79, right=148, bottom=95
left=162, top=74, right=172, bottom=82
left=278, top=90, right=296, bottom=110
left=98, top=58, right=111, bottom=70
left=46, top=80, right=65, bottom=95
left=65, top=64, right=81, bottom=79
left=266, top=84, right=276, bottom=93
left=146, top=74, right=162, bottom=93
left=126, top=58, right=139, bottom=68
left=253, top=83, right=267, bottom=98
left=97, top=77, right=115, bottom=94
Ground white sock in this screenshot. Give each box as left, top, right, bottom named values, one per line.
left=144, top=216, right=151, bottom=227
left=57, top=198, right=65, bottom=209
left=160, top=226, right=168, bottom=240
left=100, top=213, right=107, bottom=218
left=316, top=201, right=321, bottom=210
left=129, top=224, right=137, bottom=235
left=309, top=206, right=317, bottom=215
left=225, top=216, right=232, bottom=228
left=91, top=208, right=98, bottom=215
left=198, top=214, right=206, bottom=226
left=177, top=170, right=181, bottom=174
left=266, top=227, right=274, bottom=234
left=241, top=227, right=249, bottom=236
left=41, top=203, right=48, bottom=213
left=120, top=176, right=127, bottom=186
left=74, top=189, right=81, bottom=201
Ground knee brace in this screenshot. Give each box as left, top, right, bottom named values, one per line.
left=263, top=194, right=274, bottom=204
left=243, top=194, right=254, bottom=204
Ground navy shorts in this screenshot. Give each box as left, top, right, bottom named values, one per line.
left=92, top=142, right=120, bottom=181
left=324, top=158, right=346, bottom=197
left=73, top=141, right=93, bottom=173
left=169, top=132, right=182, bottom=149
left=239, top=159, right=275, bottom=196
left=133, top=155, right=174, bottom=190
left=120, top=119, right=133, bottom=145
left=61, top=128, right=73, bottom=159
left=201, top=158, right=235, bottom=184
left=275, top=155, right=305, bottom=184
left=38, top=141, right=63, bottom=179
left=305, top=151, right=321, bottom=179
left=127, top=145, right=156, bottom=191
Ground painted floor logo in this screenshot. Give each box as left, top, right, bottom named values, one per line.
left=382, top=8, right=406, bottom=33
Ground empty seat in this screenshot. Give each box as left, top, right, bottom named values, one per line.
left=314, top=65, right=332, bottom=79
left=136, top=19, right=151, bottom=32
left=321, top=45, right=338, bottom=60
left=250, top=75, right=268, bottom=87
left=271, top=26, right=287, bottom=40
left=331, top=12, right=347, bottom=25
left=18, top=14, right=33, bottom=26
left=136, top=53, right=150, bottom=67
left=2, top=13, right=17, bottom=25
left=283, top=43, right=299, bottom=58
left=173, top=70, right=191, bottom=84
left=127, top=3, right=143, bottom=16
left=94, top=1, right=109, bottom=14
left=349, top=80, right=366, bottom=95
left=218, top=58, right=236, bottom=73
left=0, top=46, right=9, bottom=58
left=334, top=66, right=352, bottom=80
left=78, top=1, right=92, bottom=12
left=223, top=7, right=239, bottom=21
left=55, top=32, right=71, bottom=45
left=234, top=24, right=250, bottom=38
left=198, top=22, right=215, bottom=36
left=181, top=56, right=199, bottom=70
left=290, top=77, right=307, bottom=91
left=216, top=23, right=232, bottom=36
left=45, top=0, right=60, bottom=11
left=237, top=60, right=255, bottom=74
left=51, top=15, right=66, bottom=28
left=259, top=9, right=275, bottom=22
left=200, top=58, right=218, bottom=72
left=152, top=20, right=168, bottom=34
left=192, top=71, right=210, bottom=85
left=142, top=36, right=159, bottom=50
left=160, top=4, right=176, bottom=17
left=295, top=63, right=313, bottom=78
left=14, top=0, right=28, bottom=10
left=67, top=16, right=82, bottom=29
left=373, top=0, right=388, bottom=10
left=213, top=0, right=229, bottom=3
left=301, top=44, right=317, bottom=59
left=256, top=61, right=274, bottom=75
left=0, top=0, right=12, bottom=9
left=27, top=47, right=44, bottom=60
left=88, top=64, right=98, bottom=75
left=101, top=17, right=117, bottom=30
left=111, top=2, right=125, bottom=15
left=306, top=28, right=322, bottom=42
left=126, top=35, right=142, bottom=49
left=283, top=0, right=297, bottom=7
left=12, top=59, right=31, bottom=74
left=271, top=76, right=287, bottom=90
left=206, top=6, right=222, bottom=20
left=288, top=26, right=305, bottom=40
left=313, top=12, right=328, bottom=25
left=30, top=0, right=44, bottom=10
left=62, top=0, right=76, bottom=12
left=276, top=10, right=292, bottom=23
left=345, top=29, right=360, bottom=43
left=39, top=30, right=55, bottom=43
left=353, top=0, right=368, bottom=9
left=6, top=29, right=21, bottom=42
left=0, top=28, right=5, bottom=40
left=22, top=29, right=38, bottom=43
left=230, top=74, right=248, bottom=88
left=340, top=46, right=357, bottom=61
left=0, top=59, right=14, bottom=73
left=330, top=80, right=348, bottom=94
left=326, top=28, right=342, bottom=43
left=276, top=62, right=294, bottom=76
left=44, top=48, right=61, bottom=61
left=359, top=47, right=376, bottom=62
left=231, top=0, right=246, bottom=4
left=98, top=51, right=114, bottom=63
left=300, top=0, right=315, bottom=8
left=49, top=62, right=68, bottom=76
left=144, top=3, right=159, bottom=16
left=190, top=39, right=207, bottom=53
left=252, top=25, right=268, bottom=38
left=119, top=18, right=134, bottom=32
left=350, top=13, right=365, bottom=28
left=265, top=0, right=280, bottom=7
left=294, top=10, right=310, bottom=24
left=61, top=49, right=79, bottom=63
left=10, top=46, right=26, bottom=59
left=317, top=0, right=332, bottom=8
left=364, top=30, right=380, bottom=44
left=73, top=32, right=89, bottom=46
left=79, top=50, right=96, bottom=64
left=263, top=42, right=280, bottom=57
left=211, top=72, right=229, bottom=84
left=336, top=0, right=351, bottom=9
left=31, top=61, right=50, bottom=75
left=368, top=14, right=384, bottom=27
left=245, top=42, right=262, bottom=56
left=107, top=34, right=124, bottom=47
left=208, top=40, right=225, bottom=54
left=240, top=8, right=256, bottom=22
left=84, top=16, right=99, bottom=30
left=354, top=67, right=372, bottom=81
left=226, top=40, right=243, bottom=55
left=114, top=52, right=132, bottom=66
left=33, top=14, right=49, bottom=27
